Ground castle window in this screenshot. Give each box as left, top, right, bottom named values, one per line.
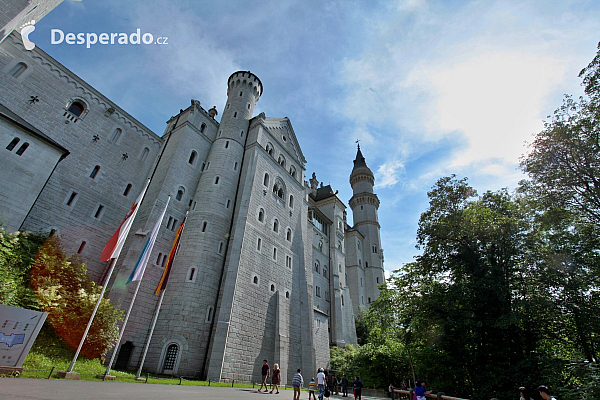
left=339, top=264, right=342, bottom=272
left=15, top=142, right=29, bottom=156
left=266, top=143, right=274, bottom=156
left=253, top=275, right=259, bottom=285
left=202, top=221, right=207, bottom=232
left=6, top=137, right=20, bottom=151
left=171, top=219, right=178, bottom=232
left=206, top=162, right=210, bottom=170
left=140, top=147, right=149, bottom=161
left=286, top=291, right=290, bottom=299
left=376, top=277, right=380, bottom=284
left=257, top=237, right=262, bottom=251
left=368, top=297, right=371, bottom=304
left=247, top=104, right=250, bottom=110
left=226, top=199, right=231, bottom=208
left=318, top=241, right=323, bottom=252
left=201, top=162, right=206, bottom=171
left=218, top=131, right=222, bottom=138
left=273, top=247, right=277, bottom=261
left=123, top=184, right=132, bottom=196
left=286, top=229, right=292, bottom=241
left=111, top=128, right=122, bottom=143
left=289, top=165, right=296, bottom=178
left=289, top=195, right=294, bottom=208
left=323, top=267, right=327, bottom=278
left=239, top=91, right=243, bottom=96
left=205, top=305, right=214, bottom=323
left=162, top=344, right=179, bottom=371
left=366, top=262, right=369, bottom=268
left=263, top=173, right=270, bottom=186
left=372, top=245, right=378, bottom=253
left=270, top=284, right=275, bottom=292
left=233, top=162, right=238, bottom=171
left=176, top=188, right=184, bottom=201
left=9, top=62, right=27, bottom=78
left=341, top=295, right=344, bottom=306
left=258, top=208, right=265, bottom=222
left=66, top=191, right=78, bottom=206
left=273, top=219, right=279, bottom=233
left=188, top=151, right=197, bottom=165
left=77, top=241, right=86, bottom=254
left=225, top=140, right=229, bottom=149
left=90, top=165, right=100, bottom=179
left=277, top=154, right=286, bottom=168
left=214, top=176, right=220, bottom=184
left=337, top=241, right=342, bottom=251
left=233, top=112, right=237, bottom=118
left=67, top=101, right=85, bottom=117
left=240, top=130, right=244, bottom=137
left=156, top=252, right=163, bottom=265
left=315, top=260, right=320, bottom=273
left=361, top=277, right=363, bottom=287
left=161, top=255, right=167, bottom=268
left=200, top=123, right=206, bottom=133
left=286, top=255, right=292, bottom=269
left=357, top=242, right=361, bottom=250
left=167, top=216, right=174, bottom=230
left=93, top=204, right=104, bottom=219
left=188, top=267, right=196, bottom=281
left=315, top=286, right=321, bottom=297
left=218, top=241, right=224, bottom=254
left=360, top=205, right=363, bottom=210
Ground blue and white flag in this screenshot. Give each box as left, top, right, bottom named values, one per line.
left=127, top=196, right=170, bottom=283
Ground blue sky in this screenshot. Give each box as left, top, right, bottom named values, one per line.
left=28, top=0, right=600, bottom=274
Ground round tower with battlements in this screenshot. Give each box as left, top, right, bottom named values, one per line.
left=151, top=71, right=262, bottom=378
left=349, top=145, right=385, bottom=307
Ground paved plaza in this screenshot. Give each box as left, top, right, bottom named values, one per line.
left=0, top=379, right=387, bottom=400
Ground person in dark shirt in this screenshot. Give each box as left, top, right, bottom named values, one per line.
left=341, top=375, right=349, bottom=397
left=353, top=376, right=363, bottom=400
left=258, top=359, right=270, bottom=392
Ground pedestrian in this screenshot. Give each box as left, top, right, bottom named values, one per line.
left=329, top=374, right=336, bottom=395
left=270, top=363, right=281, bottom=394
left=309, top=377, right=317, bottom=400
left=519, top=386, right=534, bottom=400
left=538, top=385, right=557, bottom=400
left=341, top=374, right=349, bottom=397
left=317, top=368, right=327, bottom=400
left=258, top=359, right=270, bottom=392
left=414, top=380, right=429, bottom=400
left=353, top=376, right=363, bottom=400
left=293, top=368, right=304, bottom=400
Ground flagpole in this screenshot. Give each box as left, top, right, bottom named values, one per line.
left=135, top=211, right=188, bottom=379
left=103, top=196, right=170, bottom=379
left=66, top=258, right=116, bottom=372
left=135, top=288, right=166, bottom=379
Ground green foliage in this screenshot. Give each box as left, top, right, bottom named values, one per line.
left=0, top=229, right=47, bottom=308
left=30, top=236, right=123, bottom=359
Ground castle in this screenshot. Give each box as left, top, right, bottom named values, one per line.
left=0, top=29, right=384, bottom=383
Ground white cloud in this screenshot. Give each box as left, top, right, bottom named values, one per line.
left=376, top=160, right=405, bottom=189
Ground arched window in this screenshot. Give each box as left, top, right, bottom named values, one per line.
left=90, top=165, right=100, bottom=179
left=286, top=228, right=292, bottom=241
left=6, top=137, right=20, bottom=151
left=258, top=208, right=265, bottom=222
left=123, top=184, right=132, bottom=196
left=140, top=147, right=149, bottom=161
left=289, top=165, right=296, bottom=178
left=376, top=277, right=380, bottom=284
left=111, top=128, right=122, bottom=143
left=162, top=344, right=179, bottom=371
left=289, top=195, right=294, bottom=208
left=273, top=219, right=279, bottom=233
left=263, top=173, right=270, bottom=187
left=253, top=276, right=259, bottom=284
left=15, top=142, right=29, bottom=156
left=270, top=284, right=275, bottom=292
left=277, top=154, right=286, bottom=168
left=200, top=123, right=206, bottom=133
left=315, top=260, right=320, bottom=273
left=266, top=142, right=274, bottom=156
left=188, top=151, right=197, bottom=165
left=318, top=241, right=323, bottom=252
left=10, top=62, right=27, bottom=78
left=67, top=101, right=85, bottom=117
left=176, top=188, right=184, bottom=201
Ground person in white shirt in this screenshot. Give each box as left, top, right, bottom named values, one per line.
left=316, top=368, right=327, bottom=400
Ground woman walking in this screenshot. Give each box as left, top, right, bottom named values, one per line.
left=270, top=363, right=281, bottom=394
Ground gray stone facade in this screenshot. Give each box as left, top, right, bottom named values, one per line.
left=0, top=33, right=384, bottom=383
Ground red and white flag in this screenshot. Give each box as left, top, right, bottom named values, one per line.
left=99, top=179, right=150, bottom=262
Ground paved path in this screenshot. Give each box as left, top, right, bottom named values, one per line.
left=0, top=379, right=387, bottom=400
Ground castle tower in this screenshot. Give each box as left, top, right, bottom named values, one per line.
left=348, top=145, right=384, bottom=313
left=150, top=72, right=262, bottom=377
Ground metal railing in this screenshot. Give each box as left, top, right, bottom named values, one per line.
left=391, top=387, right=469, bottom=400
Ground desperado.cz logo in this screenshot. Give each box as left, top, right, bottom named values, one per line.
left=51, top=29, right=168, bottom=48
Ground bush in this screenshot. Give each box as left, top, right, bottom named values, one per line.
left=30, top=236, right=123, bottom=359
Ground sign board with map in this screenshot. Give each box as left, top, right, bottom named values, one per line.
left=0, top=304, right=48, bottom=368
